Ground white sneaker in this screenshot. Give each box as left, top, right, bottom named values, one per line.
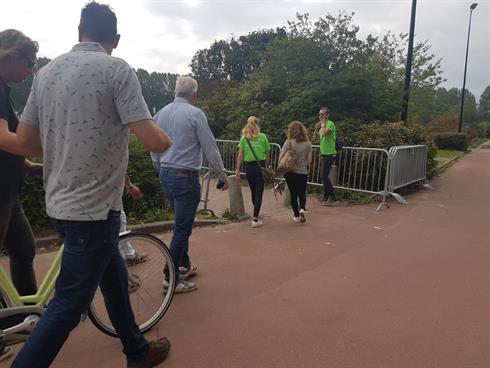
left=162, top=279, right=198, bottom=294
left=293, top=216, right=302, bottom=223
left=251, top=219, right=263, bottom=228
left=179, top=265, right=198, bottom=280
left=299, top=209, right=306, bottom=223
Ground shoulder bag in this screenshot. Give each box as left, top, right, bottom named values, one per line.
left=245, top=138, right=276, bottom=185
left=276, top=140, right=297, bottom=176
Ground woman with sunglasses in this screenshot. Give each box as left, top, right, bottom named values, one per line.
left=0, top=29, right=40, bottom=360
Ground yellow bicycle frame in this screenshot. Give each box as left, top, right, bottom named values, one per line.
left=0, top=245, right=63, bottom=307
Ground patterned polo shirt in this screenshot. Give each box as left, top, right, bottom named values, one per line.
left=21, top=42, right=152, bottom=220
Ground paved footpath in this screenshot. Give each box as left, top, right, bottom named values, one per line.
left=2, top=145, right=489, bottom=367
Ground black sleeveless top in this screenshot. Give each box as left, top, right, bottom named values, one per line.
left=0, top=77, right=25, bottom=203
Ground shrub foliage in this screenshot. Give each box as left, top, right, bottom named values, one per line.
left=434, top=133, right=469, bottom=151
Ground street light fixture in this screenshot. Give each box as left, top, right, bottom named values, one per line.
left=458, top=2, right=478, bottom=133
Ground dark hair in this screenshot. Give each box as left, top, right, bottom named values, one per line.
left=78, top=2, right=117, bottom=43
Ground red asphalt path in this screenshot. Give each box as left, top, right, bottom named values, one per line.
left=2, top=145, right=489, bottom=367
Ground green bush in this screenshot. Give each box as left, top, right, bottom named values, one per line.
left=221, top=208, right=239, bottom=221
left=349, top=121, right=437, bottom=177
left=434, top=133, right=469, bottom=151
left=142, top=208, right=174, bottom=223
left=21, top=177, right=48, bottom=231
left=123, top=137, right=172, bottom=223
left=475, top=122, right=490, bottom=138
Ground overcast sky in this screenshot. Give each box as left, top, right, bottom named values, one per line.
left=4, top=0, right=490, bottom=98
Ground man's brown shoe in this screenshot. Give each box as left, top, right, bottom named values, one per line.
left=128, top=337, right=171, bottom=368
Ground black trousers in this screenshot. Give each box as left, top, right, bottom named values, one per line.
left=284, top=172, right=308, bottom=217
left=0, top=197, right=37, bottom=295
left=245, top=161, right=265, bottom=218
left=321, top=155, right=336, bottom=200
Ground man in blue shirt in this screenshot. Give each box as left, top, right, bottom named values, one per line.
left=152, top=76, right=229, bottom=293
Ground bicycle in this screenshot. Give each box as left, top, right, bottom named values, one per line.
left=0, top=231, right=176, bottom=351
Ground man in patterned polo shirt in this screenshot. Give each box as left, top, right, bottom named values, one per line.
left=13, top=3, right=172, bottom=367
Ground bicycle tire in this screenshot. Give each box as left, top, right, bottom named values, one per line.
left=88, top=232, right=176, bottom=337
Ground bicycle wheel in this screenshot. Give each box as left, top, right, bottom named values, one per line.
left=88, top=232, right=176, bottom=337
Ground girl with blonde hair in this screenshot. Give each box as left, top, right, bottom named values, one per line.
left=279, top=121, right=312, bottom=223
left=235, top=116, right=271, bottom=228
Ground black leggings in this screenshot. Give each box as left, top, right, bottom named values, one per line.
left=245, top=161, right=265, bottom=218
left=0, top=197, right=37, bottom=295
left=284, top=172, right=308, bottom=217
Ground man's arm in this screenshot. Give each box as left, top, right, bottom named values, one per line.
left=235, top=147, right=244, bottom=179
left=15, top=122, right=43, bottom=157
left=315, top=119, right=331, bottom=137
left=320, top=126, right=331, bottom=136
left=0, top=118, right=25, bottom=155
left=25, top=159, right=43, bottom=179
left=129, top=119, right=172, bottom=153
left=124, top=175, right=142, bottom=200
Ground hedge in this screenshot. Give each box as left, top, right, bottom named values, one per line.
left=338, top=120, right=438, bottom=177
left=434, top=133, right=469, bottom=151
left=475, top=123, right=490, bottom=138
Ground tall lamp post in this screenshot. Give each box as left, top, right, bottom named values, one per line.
left=401, top=0, right=417, bottom=124
left=458, top=3, right=478, bottom=133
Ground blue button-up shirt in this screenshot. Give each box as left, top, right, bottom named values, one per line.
left=151, top=97, right=226, bottom=180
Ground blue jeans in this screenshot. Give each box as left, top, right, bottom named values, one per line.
left=12, top=210, right=148, bottom=368
left=159, top=167, right=201, bottom=278
left=321, top=155, right=336, bottom=200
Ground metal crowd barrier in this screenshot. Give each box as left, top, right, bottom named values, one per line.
left=203, top=140, right=430, bottom=211
left=309, top=146, right=391, bottom=210
left=212, top=140, right=281, bottom=174
left=387, top=145, right=432, bottom=204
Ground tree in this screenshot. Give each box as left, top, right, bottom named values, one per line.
left=478, top=85, right=490, bottom=121
left=135, top=69, right=177, bottom=113
left=190, top=28, right=287, bottom=83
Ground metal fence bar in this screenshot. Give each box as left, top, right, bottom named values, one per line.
left=386, top=145, right=431, bottom=205
left=305, top=145, right=391, bottom=210
left=364, top=151, right=371, bottom=191
left=205, top=140, right=431, bottom=211
left=196, top=169, right=214, bottom=216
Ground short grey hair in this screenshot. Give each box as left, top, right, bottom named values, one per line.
left=175, top=76, right=198, bottom=97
